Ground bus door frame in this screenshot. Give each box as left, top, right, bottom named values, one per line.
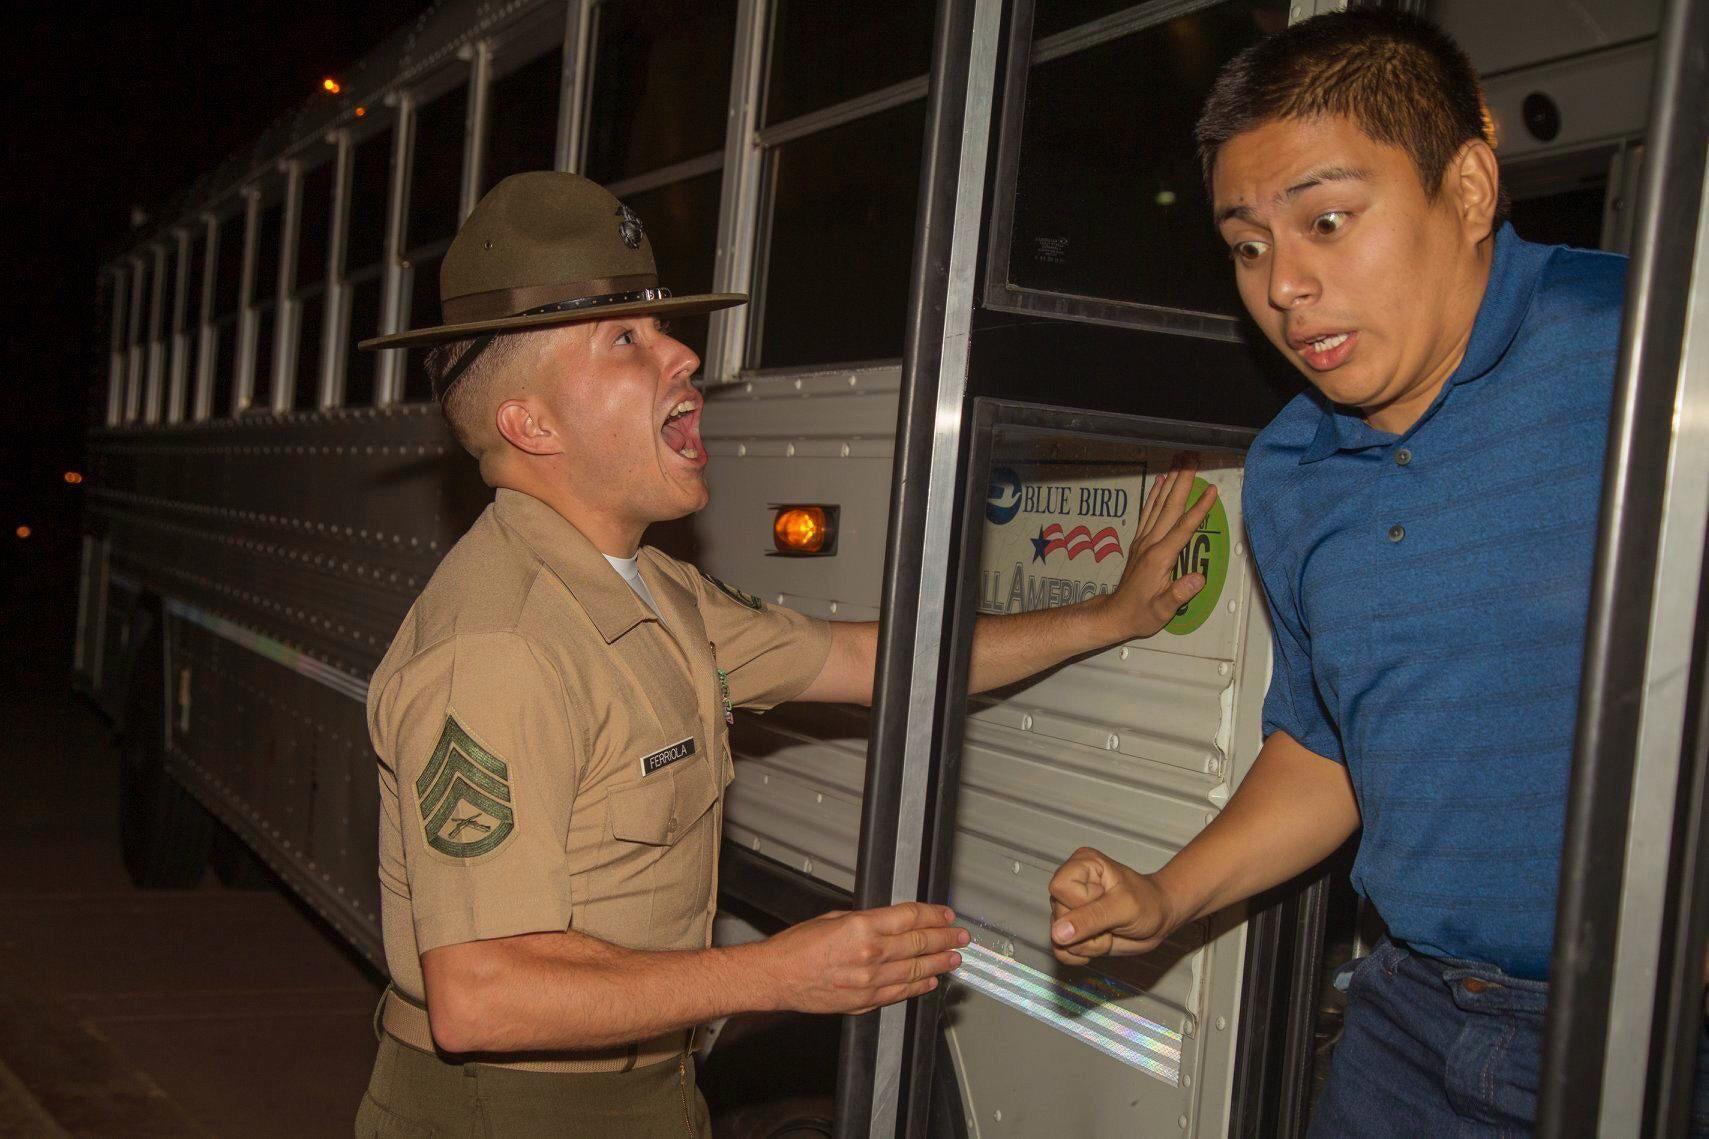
left=1538, top=0, right=1709, bottom=1131
left=830, top=0, right=1005, bottom=1135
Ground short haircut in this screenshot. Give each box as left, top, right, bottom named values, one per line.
left=1195, top=9, right=1505, bottom=217
left=424, top=332, right=538, bottom=456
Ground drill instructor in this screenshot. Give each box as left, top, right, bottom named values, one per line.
left=354, top=172, right=1219, bottom=1136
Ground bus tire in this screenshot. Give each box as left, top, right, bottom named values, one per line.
left=211, top=826, right=276, bottom=890
left=118, top=616, right=214, bottom=888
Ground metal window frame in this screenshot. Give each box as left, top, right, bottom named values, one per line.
left=831, top=2, right=1002, bottom=1136
left=1538, top=0, right=1709, bottom=1131
left=375, top=91, right=418, bottom=407
left=166, top=227, right=192, bottom=423
left=705, top=0, right=770, bottom=384
left=123, top=255, right=147, bottom=423
left=192, top=212, right=220, bottom=421
left=104, top=265, right=128, bottom=427
left=980, top=0, right=1260, bottom=344
left=143, top=243, right=168, bottom=424
left=556, top=0, right=594, bottom=172
left=321, top=129, right=356, bottom=409
left=460, top=39, right=494, bottom=222
left=233, top=186, right=264, bottom=414
left=269, top=159, right=306, bottom=413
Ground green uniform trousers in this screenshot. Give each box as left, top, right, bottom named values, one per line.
left=356, top=1033, right=713, bottom=1138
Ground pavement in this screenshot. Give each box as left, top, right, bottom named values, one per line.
left=0, top=536, right=383, bottom=1137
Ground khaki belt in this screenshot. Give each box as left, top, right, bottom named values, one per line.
left=379, top=986, right=688, bottom=1074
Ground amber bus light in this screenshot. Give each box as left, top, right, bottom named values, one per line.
left=771, top=506, right=838, bottom=556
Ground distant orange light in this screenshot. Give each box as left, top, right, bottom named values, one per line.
left=63, top=471, right=83, bottom=485
left=322, top=77, right=342, bottom=94
left=14, top=526, right=30, bottom=539
left=773, top=506, right=835, bottom=555
left=354, top=106, right=367, bottom=118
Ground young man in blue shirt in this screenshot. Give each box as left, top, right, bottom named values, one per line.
left=1044, top=10, right=1708, bottom=1133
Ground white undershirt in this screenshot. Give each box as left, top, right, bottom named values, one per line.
left=603, top=552, right=663, bottom=619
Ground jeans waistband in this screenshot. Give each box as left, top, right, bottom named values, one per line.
left=1376, top=938, right=1552, bottom=1016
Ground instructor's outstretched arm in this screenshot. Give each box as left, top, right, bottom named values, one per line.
left=796, top=456, right=1220, bottom=705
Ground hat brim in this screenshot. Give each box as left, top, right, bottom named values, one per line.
left=357, top=292, right=748, bottom=352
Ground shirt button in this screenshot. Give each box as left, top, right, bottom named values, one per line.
left=1461, top=978, right=1494, bottom=994
left=1388, top=524, right=1406, bottom=543
left=1395, top=448, right=1412, bottom=466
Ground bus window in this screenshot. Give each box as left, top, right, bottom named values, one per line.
left=998, top=1, right=1287, bottom=323
left=484, top=41, right=565, bottom=192
left=248, top=188, right=285, bottom=411
left=748, top=1, right=931, bottom=370
left=583, top=0, right=735, bottom=185
left=341, top=122, right=393, bottom=407
left=400, top=79, right=470, bottom=402
left=762, top=0, right=931, bottom=125
left=580, top=0, right=736, bottom=363
left=292, top=157, right=335, bottom=411
left=209, top=208, right=246, bottom=417
left=756, top=99, right=927, bottom=369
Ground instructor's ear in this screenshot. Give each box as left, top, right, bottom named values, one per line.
left=495, top=398, right=562, bottom=457
left=1446, top=139, right=1500, bottom=242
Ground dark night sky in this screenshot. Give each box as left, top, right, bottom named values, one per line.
left=1, top=0, right=421, bottom=661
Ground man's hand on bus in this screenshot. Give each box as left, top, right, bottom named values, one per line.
left=1047, top=732, right=1360, bottom=966
left=796, top=454, right=1221, bottom=705
left=1048, top=848, right=1175, bottom=965
left=755, top=901, right=970, bottom=1015
left=1094, top=453, right=1220, bottom=641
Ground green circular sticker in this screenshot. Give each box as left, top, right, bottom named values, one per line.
left=1165, top=477, right=1229, bottom=636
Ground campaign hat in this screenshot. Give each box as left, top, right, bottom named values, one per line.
left=359, top=171, right=744, bottom=355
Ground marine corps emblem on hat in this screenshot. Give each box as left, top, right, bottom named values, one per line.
left=359, top=172, right=745, bottom=361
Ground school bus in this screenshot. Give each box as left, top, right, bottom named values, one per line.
left=76, top=0, right=1707, bottom=1134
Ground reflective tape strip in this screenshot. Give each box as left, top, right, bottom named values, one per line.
left=164, top=598, right=369, bottom=705
left=951, top=942, right=1183, bottom=1085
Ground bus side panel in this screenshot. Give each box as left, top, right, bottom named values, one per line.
left=698, top=367, right=900, bottom=889
left=85, top=408, right=488, bottom=960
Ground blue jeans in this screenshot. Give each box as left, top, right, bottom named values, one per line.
left=1310, top=938, right=1709, bottom=1137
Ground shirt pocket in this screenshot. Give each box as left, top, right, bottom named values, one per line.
left=606, top=750, right=719, bottom=846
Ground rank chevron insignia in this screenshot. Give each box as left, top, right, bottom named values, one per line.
left=416, top=716, right=516, bottom=857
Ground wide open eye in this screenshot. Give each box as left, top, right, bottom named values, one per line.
left=1311, top=211, right=1349, bottom=236
left=1230, top=239, right=1268, bottom=264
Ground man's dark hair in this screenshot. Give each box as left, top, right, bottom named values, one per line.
left=1195, top=9, right=1505, bottom=217
left=424, top=332, right=536, bottom=457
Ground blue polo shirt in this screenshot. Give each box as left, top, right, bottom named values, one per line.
left=1244, top=225, right=1626, bottom=979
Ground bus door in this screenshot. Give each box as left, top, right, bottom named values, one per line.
left=1536, top=0, right=1709, bottom=1132
left=835, top=0, right=1337, bottom=1134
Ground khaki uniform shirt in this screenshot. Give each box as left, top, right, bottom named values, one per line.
left=368, top=488, right=831, bottom=1004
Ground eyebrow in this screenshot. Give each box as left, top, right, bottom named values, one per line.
left=1213, top=164, right=1374, bottom=226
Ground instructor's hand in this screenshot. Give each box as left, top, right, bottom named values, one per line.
left=1048, top=847, right=1174, bottom=965
left=763, top=902, right=968, bottom=1015
left=1095, top=454, right=1220, bottom=642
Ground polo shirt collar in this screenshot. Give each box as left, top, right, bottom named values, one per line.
left=493, top=488, right=654, bottom=642
left=1300, top=223, right=1549, bottom=463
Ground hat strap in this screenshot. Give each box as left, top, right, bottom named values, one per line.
left=430, top=288, right=674, bottom=401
